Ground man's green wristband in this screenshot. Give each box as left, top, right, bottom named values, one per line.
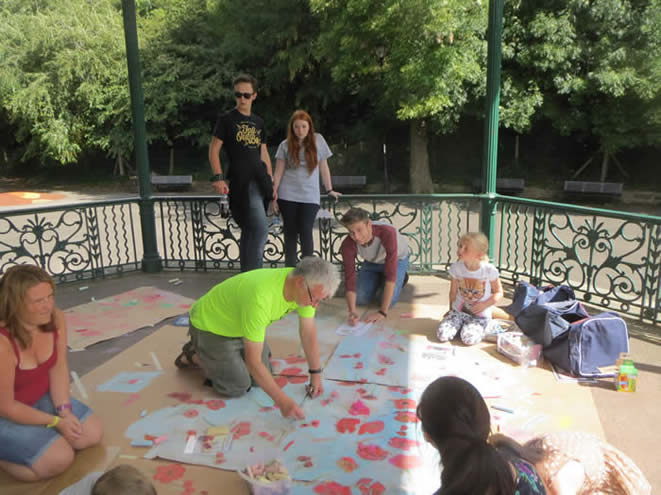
left=209, top=173, right=224, bottom=182
left=308, top=368, right=322, bottom=374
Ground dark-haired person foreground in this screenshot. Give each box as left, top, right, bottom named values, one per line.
left=417, top=376, right=650, bottom=495
left=0, top=265, right=103, bottom=481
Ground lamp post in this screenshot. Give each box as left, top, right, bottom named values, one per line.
left=375, top=45, right=390, bottom=193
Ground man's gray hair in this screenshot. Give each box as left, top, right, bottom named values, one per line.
left=292, top=256, right=341, bottom=297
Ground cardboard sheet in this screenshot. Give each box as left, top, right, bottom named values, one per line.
left=0, top=299, right=605, bottom=495
left=64, top=286, right=193, bottom=350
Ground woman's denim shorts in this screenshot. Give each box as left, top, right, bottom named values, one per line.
left=0, top=394, right=92, bottom=466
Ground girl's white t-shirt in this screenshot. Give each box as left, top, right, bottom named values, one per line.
left=448, top=261, right=499, bottom=318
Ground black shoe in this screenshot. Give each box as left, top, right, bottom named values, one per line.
left=403, top=272, right=409, bottom=287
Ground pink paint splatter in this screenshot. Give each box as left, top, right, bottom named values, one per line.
left=184, top=409, right=199, bottom=418
left=393, top=399, right=417, bottom=409
left=230, top=422, right=250, bottom=440
left=281, top=367, right=304, bottom=376
left=274, top=376, right=288, bottom=388
left=356, top=443, right=389, bottom=461
left=288, top=375, right=308, bottom=384
left=167, top=392, right=192, bottom=402
left=377, top=354, right=394, bottom=365
left=336, top=418, right=360, bottom=433
left=394, top=411, right=418, bottom=423
left=353, top=362, right=364, bottom=369
left=337, top=456, right=359, bottom=473
left=388, top=437, right=421, bottom=450
left=358, top=421, right=384, bottom=435
left=283, top=440, right=295, bottom=451
left=284, top=355, right=307, bottom=364
left=349, top=400, right=370, bottom=416
left=313, top=481, right=352, bottom=494
left=357, top=478, right=386, bottom=495
left=375, top=368, right=386, bottom=376
left=389, top=454, right=424, bottom=469
left=205, top=399, right=226, bottom=410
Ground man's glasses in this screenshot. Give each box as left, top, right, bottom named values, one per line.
left=234, top=91, right=253, bottom=99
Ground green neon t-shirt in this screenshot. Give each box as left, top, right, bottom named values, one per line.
left=189, top=268, right=315, bottom=342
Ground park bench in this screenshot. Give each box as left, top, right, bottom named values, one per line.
left=151, top=175, right=193, bottom=192
left=332, top=175, right=367, bottom=192
left=563, top=181, right=623, bottom=202
left=472, top=178, right=526, bottom=196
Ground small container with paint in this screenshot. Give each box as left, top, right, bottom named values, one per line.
left=238, top=459, right=291, bottom=495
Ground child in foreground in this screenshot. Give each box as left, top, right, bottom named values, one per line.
left=437, top=232, right=505, bottom=345
left=417, top=376, right=651, bottom=495
left=59, top=464, right=156, bottom=495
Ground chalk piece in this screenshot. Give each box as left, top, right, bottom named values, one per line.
left=173, top=280, right=183, bottom=286
left=130, top=439, right=153, bottom=447
left=207, top=426, right=229, bottom=436
left=399, top=312, right=414, bottom=318
left=140, top=409, right=148, bottom=417
left=78, top=286, right=89, bottom=291
left=184, top=433, right=197, bottom=454
left=70, top=371, right=88, bottom=400
left=119, top=455, right=138, bottom=460
left=90, top=297, right=96, bottom=301
left=153, top=434, right=168, bottom=445
left=168, top=278, right=180, bottom=283
left=151, top=351, right=163, bottom=371
left=491, top=405, right=515, bottom=414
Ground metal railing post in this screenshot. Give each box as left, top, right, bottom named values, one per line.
left=121, top=0, right=162, bottom=272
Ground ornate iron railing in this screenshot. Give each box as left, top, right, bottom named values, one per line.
left=1, top=194, right=659, bottom=323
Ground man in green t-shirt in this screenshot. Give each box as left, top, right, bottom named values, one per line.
left=175, top=257, right=340, bottom=419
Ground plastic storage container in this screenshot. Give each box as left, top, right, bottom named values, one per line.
left=497, top=332, right=542, bottom=367
left=237, top=460, right=292, bottom=495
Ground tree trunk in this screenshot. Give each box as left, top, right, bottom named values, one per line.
left=409, top=119, right=434, bottom=193
left=114, top=155, right=126, bottom=176
left=600, top=152, right=610, bottom=182
left=169, top=146, right=175, bottom=175
left=514, top=134, right=520, bottom=165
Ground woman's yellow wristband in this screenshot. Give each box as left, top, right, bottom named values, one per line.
left=46, top=415, right=60, bottom=428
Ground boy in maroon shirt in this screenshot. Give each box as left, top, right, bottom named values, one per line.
left=340, top=208, right=409, bottom=325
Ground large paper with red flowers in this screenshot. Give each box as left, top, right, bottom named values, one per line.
left=280, top=380, right=440, bottom=493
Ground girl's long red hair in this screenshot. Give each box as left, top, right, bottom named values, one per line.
left=286, top=110, right=318, bottom=174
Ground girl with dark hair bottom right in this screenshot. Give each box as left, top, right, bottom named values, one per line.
left=417, top=376, right=651, bottom=495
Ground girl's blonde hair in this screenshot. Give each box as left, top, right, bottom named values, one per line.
left=0, top=264, right=55, bottom=349
left=459, top=232, right=490, bottom=262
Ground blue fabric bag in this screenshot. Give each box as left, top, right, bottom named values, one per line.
left=515, top=297, right=589, bottom=346
left=543, top=312, right=629, bottom=377
left=505, top=281, right=576, bottom=318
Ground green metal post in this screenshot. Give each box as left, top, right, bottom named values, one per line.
left=480, top=0, right=504, bottom=259
left=121, top=0, right=162, bottom=272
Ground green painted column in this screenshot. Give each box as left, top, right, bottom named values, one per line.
left=480, top=0, right=504, bottom=259
left=121, top=0, right=162, bottom=272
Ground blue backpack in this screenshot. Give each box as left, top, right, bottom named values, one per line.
left=543, top=312, right=630, bottom=377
